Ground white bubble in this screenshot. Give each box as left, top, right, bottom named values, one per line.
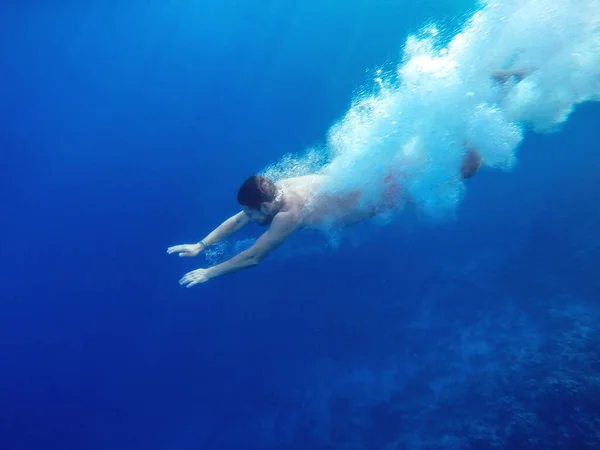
left=261, top=0, right=600, bottom=221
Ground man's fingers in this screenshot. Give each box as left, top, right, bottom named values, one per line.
left=168, top=245, right=197, bottom=257
left=180, top=271, right=198, bottom=284
left=178, top=270, right=206, bottom=288
left=181, top=276, right=199, bottom=288
left=179, top=274, right=191, bottom=285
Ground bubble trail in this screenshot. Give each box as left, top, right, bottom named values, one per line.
left=264, top=0, right=600, bottom=220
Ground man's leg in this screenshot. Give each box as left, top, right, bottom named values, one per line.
left=461, top=68, right=530, bottom=180
left=491, top=69, right=530, bottom=85
left=461, top=145, right=483, bottom=180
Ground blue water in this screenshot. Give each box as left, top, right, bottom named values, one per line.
left=2, top=1, right=600, bottom=449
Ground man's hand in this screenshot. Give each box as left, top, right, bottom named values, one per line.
left=167, top=242, right=204, bottom=257
left=179, top=268, right=212, bottom=288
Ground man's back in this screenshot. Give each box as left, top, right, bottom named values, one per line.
left=276, top=174, right=375, bottom=229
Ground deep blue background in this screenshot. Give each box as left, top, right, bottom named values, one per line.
left=2, top=1, right=599, bottom=449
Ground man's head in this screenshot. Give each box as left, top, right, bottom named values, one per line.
left=237, top=175, right=279, bottom=225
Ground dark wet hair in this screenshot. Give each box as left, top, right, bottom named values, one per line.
left=237, top=175, right=277, bottom=209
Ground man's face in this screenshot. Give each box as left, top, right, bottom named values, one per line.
left=242, top=205, right=274, bottom=226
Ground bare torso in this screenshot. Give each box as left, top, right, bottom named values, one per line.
left=275, top=175, right=375, bottom=230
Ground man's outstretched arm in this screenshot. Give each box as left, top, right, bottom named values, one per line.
left=200, top=211, right=251, bottom=248
left=179, top=212, right=298, bottom=287
left=168, top=211, right=250, bottom=257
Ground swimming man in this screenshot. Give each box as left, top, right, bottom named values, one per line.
left=168, top=68, right=529, bottom=287
left=167, top=150, right=482, bottom=287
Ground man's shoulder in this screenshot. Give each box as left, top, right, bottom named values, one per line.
left=272, top=208, right=302, bottom=229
